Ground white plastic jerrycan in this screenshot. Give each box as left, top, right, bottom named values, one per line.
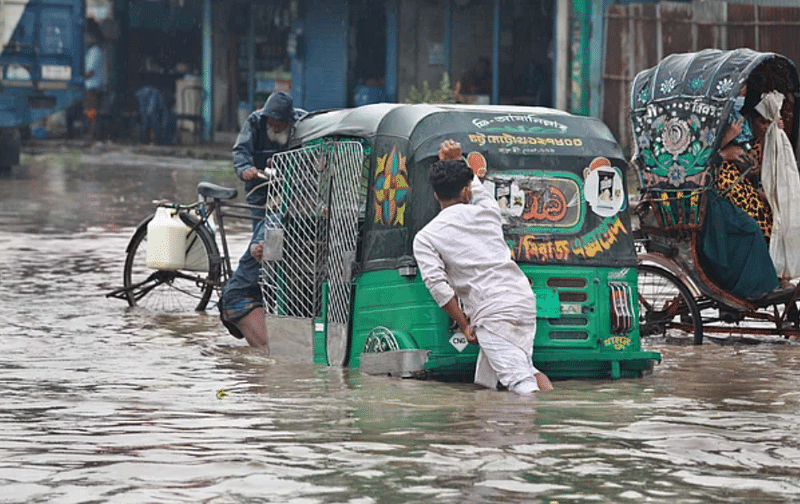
left=146, top=207, right=187, bottom=270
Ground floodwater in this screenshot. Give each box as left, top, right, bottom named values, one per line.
left=2, top=147, right=800, bottom=504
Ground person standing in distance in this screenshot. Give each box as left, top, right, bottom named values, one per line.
left=83, top=18, right=104, bottom=141
left=413, top=140, right=553, bottom=394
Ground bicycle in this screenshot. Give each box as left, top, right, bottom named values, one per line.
left=107, top=175, right=273, bottom=312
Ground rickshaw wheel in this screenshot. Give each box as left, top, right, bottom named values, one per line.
left=638, top=264, right=704, bottom=345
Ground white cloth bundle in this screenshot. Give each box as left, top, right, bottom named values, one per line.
left=757, top=90, right=800, bottom=280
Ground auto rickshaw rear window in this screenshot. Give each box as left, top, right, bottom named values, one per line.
left=486, top=171, right=582, bottom=233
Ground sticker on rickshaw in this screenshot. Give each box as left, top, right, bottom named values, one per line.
left=583, top=157, right=624, bottom=217
left=471, top=113, right=569, bottom=134
left=449, top=333, right=468, bottom=352
left=467, top=132, right=584, bottom=149
left=511, top=215, right=629, bottom=262
left=373, top=145, right=410, bottom=226
left=603, top=336, right=632, bottom=350
left=484, top=174, right=581, bottom=229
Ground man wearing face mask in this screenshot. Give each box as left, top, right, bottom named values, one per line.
left=233, top=91, right=296, bottom=228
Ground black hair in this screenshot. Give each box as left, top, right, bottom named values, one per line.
left=428, top=159, right=473, bottom=200
left=86, top=18, right=104, bottom=44
left=741, top=71, right=767, bottom=118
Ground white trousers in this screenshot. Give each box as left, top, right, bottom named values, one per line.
left=473, top=320, right=541, bottom=394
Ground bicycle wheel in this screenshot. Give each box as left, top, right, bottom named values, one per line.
left=123, top=212, right=221, bottom=312
left=637, top=264, right=704, bottom=344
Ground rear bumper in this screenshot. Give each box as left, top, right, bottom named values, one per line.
left=533, top=349, right=662, bottom=380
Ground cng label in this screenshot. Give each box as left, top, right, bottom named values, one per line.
left=449, top=332, right=469, bottom=352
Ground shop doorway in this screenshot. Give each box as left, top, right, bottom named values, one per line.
left=349, top=0, right=387, bottom=107
left=450, top=0, right=554, bottom=107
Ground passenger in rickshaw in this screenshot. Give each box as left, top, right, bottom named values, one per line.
left=707, top=71, right=800, bottom=294
left=700, top=78, right=776, bottom=297
left=715, top=76, right=774, bottom=242
left=413, top=140, right=553, bottom=394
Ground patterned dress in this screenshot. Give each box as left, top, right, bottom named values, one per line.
left=713, top=140, right=773, bottom=241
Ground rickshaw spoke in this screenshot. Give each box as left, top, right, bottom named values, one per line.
left=638, top=264, right=703, bottom=344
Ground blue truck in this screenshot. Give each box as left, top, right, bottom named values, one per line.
left=0, top=0, right=85, bottom=169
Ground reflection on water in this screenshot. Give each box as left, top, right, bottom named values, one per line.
left=0, top=149, right=240, bottom=233
left=1, top=152, right=800, bottom=503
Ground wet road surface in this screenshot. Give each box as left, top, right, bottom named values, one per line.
left=1, top=147, right=800, bottom=503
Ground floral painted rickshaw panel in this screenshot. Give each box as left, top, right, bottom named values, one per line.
left=632, top=99, right=718, bottom=189
left=629, top=49, right=776, bottom=230
left=630, top=49, right=766, bottom=191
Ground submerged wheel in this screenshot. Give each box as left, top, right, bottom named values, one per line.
left=637, top=264, right=704, bottom=344
left=123, top=212, right=220, bottom=312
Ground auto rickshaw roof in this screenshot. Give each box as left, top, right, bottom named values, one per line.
left=292, top=103, right=625, bottom=161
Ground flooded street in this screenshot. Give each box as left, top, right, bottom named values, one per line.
left=2, top=147, right=800, bottom=503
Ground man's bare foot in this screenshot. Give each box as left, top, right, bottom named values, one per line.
left=535, top=372, right=554, bottom=392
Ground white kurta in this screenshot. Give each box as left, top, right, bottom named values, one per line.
left=413, top=176, right=536, bottom=329
left=413, top=176, right=540, bottom=391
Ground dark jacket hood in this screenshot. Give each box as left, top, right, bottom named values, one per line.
left=262, top=92, right=295, bottom=124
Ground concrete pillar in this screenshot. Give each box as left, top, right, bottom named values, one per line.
left=492, top=0, right=499, bottom=105
left=202, top=0, right=213, bottom=142
left=555, top=0, right=570, bottom=111
left=385, top=0, right=399, bottom=102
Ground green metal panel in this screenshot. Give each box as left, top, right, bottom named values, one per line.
left=349, top=268, right=479, bottom=377
left=349, top=265, right=660, bottom=381
left=313, top=282, right=329, bottom=364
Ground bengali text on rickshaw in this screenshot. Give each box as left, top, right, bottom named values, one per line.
left=511, top=215, right=628, bottom=262
left=468, top=132, right=584, bottom=148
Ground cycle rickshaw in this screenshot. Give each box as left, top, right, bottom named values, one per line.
left=260, top=103, right=660, bottom=380
left=631, top=48, right=800, bottom=344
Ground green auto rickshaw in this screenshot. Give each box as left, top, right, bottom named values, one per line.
left=261, top=103, right=660, bottom=380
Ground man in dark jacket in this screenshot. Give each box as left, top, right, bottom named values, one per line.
left=222, top=92, right=299, bottom=347
left=232, top=91, right=295, bottom=227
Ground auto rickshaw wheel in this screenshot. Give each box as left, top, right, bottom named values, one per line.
left=638, top=264, right=703, bottom=345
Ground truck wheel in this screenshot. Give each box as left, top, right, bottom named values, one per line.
left=0, top=127, right=22, bottom=170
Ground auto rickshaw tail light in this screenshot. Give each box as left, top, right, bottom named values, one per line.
left=609, top=282, right=633, bottom=334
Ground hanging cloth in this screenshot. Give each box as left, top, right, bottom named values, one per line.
left=757, top=90, right=800, bottom=280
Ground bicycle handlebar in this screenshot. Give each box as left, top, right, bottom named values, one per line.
left=256, top=167, right=278, bottom=180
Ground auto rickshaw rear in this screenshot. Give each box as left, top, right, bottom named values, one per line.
left=345, top=105, right=659, bottom=380
left=264, top=104, right=660, bottom=380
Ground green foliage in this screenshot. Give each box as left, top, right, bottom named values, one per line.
left=404, top=73, right=454, bottom=104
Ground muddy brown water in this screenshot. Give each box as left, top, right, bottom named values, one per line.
left=1, top=149, right=799, bottom=503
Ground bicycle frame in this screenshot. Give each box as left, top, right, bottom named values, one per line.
left=108, top=180, right=269, bottom=311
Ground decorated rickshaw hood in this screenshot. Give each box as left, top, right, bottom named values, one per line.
left=630, top=48, right=799, bottom=189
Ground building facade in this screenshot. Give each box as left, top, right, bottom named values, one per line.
left=95, top=0, right=799, bottom=148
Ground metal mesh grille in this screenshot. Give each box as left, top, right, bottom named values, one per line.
left=259, top=141, right=364, bottom=321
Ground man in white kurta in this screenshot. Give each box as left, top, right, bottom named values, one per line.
left=413, top=141, right=552, bottom=394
